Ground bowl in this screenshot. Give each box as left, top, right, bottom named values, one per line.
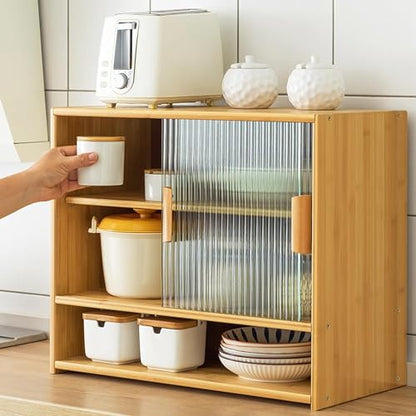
left=219, top=343, right=311, bottom=359
left=221, top=327, right=311, bottom=347
left=218, top=349, right=311, bottom=365
left=219, top=355, right=311, bottom=383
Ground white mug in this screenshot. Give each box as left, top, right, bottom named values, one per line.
left=77, top=136, right=125, bottom=186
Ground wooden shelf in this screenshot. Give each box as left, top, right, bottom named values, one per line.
left=55, top=356, right=311, bottom=404
left=65, top=191, right=162, bottom=211
left=65, top=191, right=291, bottom=217
left=55, top=291, right=311, bottom=332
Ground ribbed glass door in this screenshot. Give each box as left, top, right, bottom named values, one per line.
left=162, top=119, right=312, bottom=321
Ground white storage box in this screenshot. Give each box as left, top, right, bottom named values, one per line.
left=83, top=311, right=140, bottom=364
left=138, top=317, right=206, bottom=372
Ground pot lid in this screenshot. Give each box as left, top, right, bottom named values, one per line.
left=230, top=55, right=271, bottom=69
left=98, top=211, right=161, bottom=233
left=138, top=316, right=198, bottom=330
left=296, top=55, right=335, bottom=70
left=83, top=311, right=139, bottom=323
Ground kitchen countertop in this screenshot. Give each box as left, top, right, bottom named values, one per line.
left=0, top=340, right=415, bottom=416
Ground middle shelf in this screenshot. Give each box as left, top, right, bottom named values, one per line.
left=55, top=290, right=311, bottom=332
left=65, top=191, right=292, bottom=218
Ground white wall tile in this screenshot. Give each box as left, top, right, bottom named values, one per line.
left=335, top=0, right=416, bottom=96
left=239, top=0, right=332, bottom=95
left=69, top=0, right=149, bottom=90
left=45, top=91, right=68, bottom=140
left=408, top=218, right=416, bottom=335
left=340, top=97, right=416, bottom=216
left=151, top=0, right=237, bottom=71
left=69, top=91, right=105, bottom=106
left=39, top=0, right=67, bottom=90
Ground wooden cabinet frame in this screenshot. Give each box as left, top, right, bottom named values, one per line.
left=50, top=107, right=407, bottom=410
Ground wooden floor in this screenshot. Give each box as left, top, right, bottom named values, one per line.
left=0, top=341, right=415, bottom=416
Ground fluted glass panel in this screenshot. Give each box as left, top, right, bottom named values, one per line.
left=162, top=119, right=312, bottom=321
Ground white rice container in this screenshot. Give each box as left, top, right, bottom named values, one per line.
left=92, top=211, right=162, bottom=298
left=83, top=311, right=140, bottom=364
left=138, top=317, right=206, bottom=372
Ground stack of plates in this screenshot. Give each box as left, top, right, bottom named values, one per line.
left=219, top=327, right=311, bottom=382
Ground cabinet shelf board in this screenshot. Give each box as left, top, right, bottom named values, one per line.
left=54, top=357, right=311, bottom=404
left=55, top=291, right=311, bottom=332
left=53, top=106, right=317, bottom=123
left=65, top=191, right=162, bottom=210
left=65, top=192, right=291, bottom=217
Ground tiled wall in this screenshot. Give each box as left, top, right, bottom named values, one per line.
left=38, top=0, right=416, bottom=367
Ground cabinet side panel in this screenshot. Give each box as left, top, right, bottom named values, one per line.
left=312, top=112, right=407, bottom=409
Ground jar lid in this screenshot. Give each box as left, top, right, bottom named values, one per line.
left=138, top=316, right=198, bottom=330
left=77, top=136, right=125, bottom=142
left=230, top=55, right=271, bottom=69
left=297, top=55, right=335, bottom=70
left=98, top=212, right=161, bottom=233
left=83, top=311, right=139, bottom=323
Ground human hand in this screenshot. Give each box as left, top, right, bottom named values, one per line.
left=26, top=145, right=98, bottom=202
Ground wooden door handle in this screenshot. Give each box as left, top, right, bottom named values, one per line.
left=291, top=195, right=312, bottom=254
left=162, top=187, right=173, bottom=243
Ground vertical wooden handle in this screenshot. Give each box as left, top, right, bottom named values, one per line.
left=162, top=187, right=173, bottom=243
left=292, top=195, right=312, bottom=254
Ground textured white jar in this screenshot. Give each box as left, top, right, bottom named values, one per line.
left=77, top=136, right=125, bottom=186
left=222, top=55, right=278, bottom=109
left=83, top=311, right=140, bottom=364
left=287, top=56, right=345, bottom=110
left=139, top=318, right=206, bottom=372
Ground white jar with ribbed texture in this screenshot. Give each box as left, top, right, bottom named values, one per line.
left=77, top=136, right=125, bottom=186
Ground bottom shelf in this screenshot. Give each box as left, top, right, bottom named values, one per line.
left=55, top=357, right=311, bottom=404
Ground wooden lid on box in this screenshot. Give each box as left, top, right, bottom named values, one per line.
left=83, top=311, right=139, bottom=323
left=138, top=317, right=198, bottom=330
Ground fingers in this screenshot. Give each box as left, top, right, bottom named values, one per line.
left=59, top=145, right=77, bottom=157
left=64, top=152, right=98, bottom=171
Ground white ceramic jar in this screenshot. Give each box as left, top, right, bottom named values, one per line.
left=77, top=136, right=125, bottom=186
left=89, top=211, right=162, bottom=298
left=222, top=55, right=278, bottom=109
left=83, top=311, right=140, bottom=364
left=138, top=317, right=206, bottom=372
left=286, top=56, right=345, bottom=110
left=144, top=169, right=163, bottom=202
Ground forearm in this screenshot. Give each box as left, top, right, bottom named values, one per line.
left=0, top=170, right=39, bottom=219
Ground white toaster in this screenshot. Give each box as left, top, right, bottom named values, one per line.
left=96, top=9, right=224, bottom=108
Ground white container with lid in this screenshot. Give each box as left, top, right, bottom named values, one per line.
left=222, top=55, right=278, bottom=109
left=286, top=56, right=345, bottom=110
left=138, top=317, right=207, bottom=372
left=89, top=210, right=162, bottom=298
left=77, top=136, right=125, bottom=186
left=144, top=169, right=163, bottom=202
left=83, top=311, right=140, bottom=364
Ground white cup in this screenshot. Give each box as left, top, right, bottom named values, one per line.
left=77, top=136, right=125, bottom=186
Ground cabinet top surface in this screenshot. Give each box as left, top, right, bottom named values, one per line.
left=52, top=106, right=404, bottom=123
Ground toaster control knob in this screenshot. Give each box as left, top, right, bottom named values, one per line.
left=113, top=73, right=128, bottom=89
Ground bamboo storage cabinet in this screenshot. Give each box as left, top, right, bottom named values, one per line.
left=51, top=106, right=407, bottom=411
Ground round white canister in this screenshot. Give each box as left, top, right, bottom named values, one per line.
left=77, top=136, right=125, bottom=186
